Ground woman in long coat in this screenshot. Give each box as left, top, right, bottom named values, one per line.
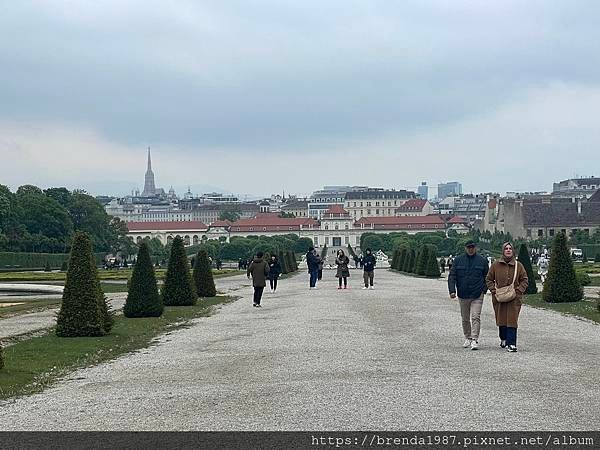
left=485, top=242, right=529, bottom=352
left=335, top=250, right=350, bottom=289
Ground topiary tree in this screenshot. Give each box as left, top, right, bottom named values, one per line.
left=416, top=246, right=429, bottom=276
left=44, top=261, right=52, bottom=272
left=279, top=251, right=289, bottom=274
left=543, top=232, right=583, bottom=303
left=60, top=260, right=68, bottom=271
left=405, top=248, right=416, bottom=273
left=56, top=231, right=107, bottom=337
left=390, top=249, right=398, bottom=270
left=399, top=247, right=409, bottom=271
left=517, top=243, right=538, bottom=294
left=162, top=236, right=197, bottom=306
left=285, top=251, right=295, bottom=273
left=426, top=247, right=441, bottom=278
left=193, top=249, right=217, bottom=298
left=124, top=242, right=163, bottom=317
left=320, top=244, right=328, bottom=260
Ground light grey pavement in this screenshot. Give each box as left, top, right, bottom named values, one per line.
left=0, top=269, right=599, bottom=430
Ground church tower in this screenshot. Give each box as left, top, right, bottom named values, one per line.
left=142, top=147, right=156, bottom=197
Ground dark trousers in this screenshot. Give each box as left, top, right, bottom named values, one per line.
left=269, top=277, right=278, bottom=291
left=499, top=326, right=518, bottom=346
left=253, top=286, right=264, bottom=305
left=309, top=269, right=318, bottom=287
left=318, top=269, right=323, bottom=280
left=363, top=271, right=374, bottom=287
left=338, top=277, right=348, bottom=287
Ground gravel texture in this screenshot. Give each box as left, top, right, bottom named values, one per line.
left=0, top=269, right=598, bottom=430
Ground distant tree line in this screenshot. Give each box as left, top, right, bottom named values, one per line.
left=0, top=184, right=133, bottom=254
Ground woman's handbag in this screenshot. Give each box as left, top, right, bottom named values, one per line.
left=495, top=264, right=519, bottom=303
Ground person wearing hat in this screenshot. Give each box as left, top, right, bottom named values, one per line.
left=448, top=240, right=489, bottom=350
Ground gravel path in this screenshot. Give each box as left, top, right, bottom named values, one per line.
left=0, top=269, right=598, bottom=430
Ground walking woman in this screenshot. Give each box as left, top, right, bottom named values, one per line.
left=335, top=249, right=350, bottom=289
left=268, top=254, right=282, bottom=292
left=485, top=242, right=528, bottom=352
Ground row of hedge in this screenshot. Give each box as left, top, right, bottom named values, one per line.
left=0, top=252, right=106, bottom=270
left=390, top=245, right=440, bottom=278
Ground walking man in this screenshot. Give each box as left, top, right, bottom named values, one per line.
left=448, top=240, right=489, bottom=350
left=361, top=248, right=376, bottom=289
left=306, top=246, right=320, bottom=289
left=247, top=252, right=269, bottom=307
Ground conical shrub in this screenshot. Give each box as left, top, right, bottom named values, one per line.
left=279, top=251, right=289, bottom=274
left=416, top=246, right=429, bottom=276
left=426, top=246, right=441, bottom=278
left=124, top=242, right=163, bottom=317
left=285, top=251, right=295, bottom=273
left=56, top=231, right=106, bottom=337
left=405, top=248, right=416, bottom=273
left=518, top=243, right=538, bottom=294
left=390, top=249, right=399, bottom=270
left=543, top=232, right=583, bottom=303
left=162, top=236, right=197, bottom=306
left=397, top=247, right=407, bottom=271
left=193, top=249, right=217, bottom=298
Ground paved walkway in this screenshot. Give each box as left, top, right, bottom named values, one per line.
left=0, top=270, right=598, bottom=430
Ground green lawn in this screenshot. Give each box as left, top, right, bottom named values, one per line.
left=0, top=295, right=233, bottom=400
left=523, top=293, right=600, bottom=324
left=0, top=297, right=61, bottom=319
left=0, top=268, right=241, bottom=282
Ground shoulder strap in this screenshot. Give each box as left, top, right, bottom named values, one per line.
left=512, top=262, right=518, bottom=284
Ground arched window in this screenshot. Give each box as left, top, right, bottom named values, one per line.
left=167, top=235, right=174, bottom=243
left=193, top=235, right=199, bottom=245
left=184, top=235, right=190, bottom=246
left=136, top=236, right=142, bottom=244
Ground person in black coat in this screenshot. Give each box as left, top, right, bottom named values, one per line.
left=268, top=255, right=282, bottom=292
left=360, top=248, right=377, bottom=289
left=306, top=247, right=320, bottom=289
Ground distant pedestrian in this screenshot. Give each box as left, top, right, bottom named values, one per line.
left=439, top=257, right=446, bottom=274
left=306, top=247, right=320, bottom=289
left=360, top=248, right=376, bottom=289
left=447, top=255, right=454, bottom=271
left=268, top=254, right=282, bottom=292
left=537, top=254, right=549, bottom=284
left=448, top=240, right=489, bottom=350
left=486, top=242, right=528, bottom=352
left=335, top=250, right=350, bottom=289
left=247, top=251, right=270, bottom=307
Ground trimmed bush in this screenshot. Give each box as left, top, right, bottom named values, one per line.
left=576, top=272, right=591, bottom=287
left=124, top=242, right=163, bottom=317
left=405, top=248, right=416, bottom=273
left=543, top=232, right=583, bottom=303
left=426, top=247, right=441, bottom=278
left=278, top=252, right=288, bottom=274
left=517, top=243, right=538, bottom=294
left=193, top=249, right=217, bottom=298
left=60, top=260, right=68, bottom=271
left=44, top=261, right=52, bottom=272
left=56, top=231, right=107, bottom=337
left=397, top=247, right=408, bottom=271
left=162, top=236, right=197, bottom=306
left=416, top=246, right=429, bottom=276
left=285, top=251, right=296, bottom=273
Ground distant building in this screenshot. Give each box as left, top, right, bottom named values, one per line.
left=308, top=186, right=365, bottom=219
left=344, top=188, right=416, bottom=220
left=417, top=182, right=428, bottom=200
left=437, top=181, right=462, bottom=200
left=280, top=199, right=309, bottom=217
left=553, top=177, right=600, bottom=199
left=126, top=220, right=208, bottom=246
left=482, top=190, right=600, bottom=240
left=395, top=199, right=434, bottom=216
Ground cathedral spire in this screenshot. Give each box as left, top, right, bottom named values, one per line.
left=147, top=147, right=152, bottom=171
left=142, top=147, right=156, bottom=197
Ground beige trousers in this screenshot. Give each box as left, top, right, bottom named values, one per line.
left=459, top=295, right=484, bottom=340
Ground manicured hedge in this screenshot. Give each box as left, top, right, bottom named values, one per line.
left=0, top=252, right=106, bottom=270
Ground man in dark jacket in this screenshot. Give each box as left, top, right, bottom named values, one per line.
left=247, top=252, right=270, bottom=307
left=448, top=240, right=489, bottom=350
left=360, top=248, right=377, bottom=289
left=306, top=247, right=320, bottom=289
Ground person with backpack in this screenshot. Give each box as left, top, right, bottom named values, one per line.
left=247, top=252, right=270, bottom=307
left=360, top=248, right=376, bottom=289
left=335, top=249, right=350, bottom=289
left=267, top=254, right=282, bottom=293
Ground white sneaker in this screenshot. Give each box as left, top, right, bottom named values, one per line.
left=362, top=287, right=368, bottom=290
left=369, top=286, right=374, bottom=290
left=463, top=339, right=472, bottom=348
left=470, top=340, right=479, bottom=350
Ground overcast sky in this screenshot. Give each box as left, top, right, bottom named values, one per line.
left=1, top=0, right=599, bottom=198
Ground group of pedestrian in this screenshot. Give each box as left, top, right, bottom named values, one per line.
left=448, top=240, right=528, bottom=352
left=246, top=253, right=283, bottom=307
